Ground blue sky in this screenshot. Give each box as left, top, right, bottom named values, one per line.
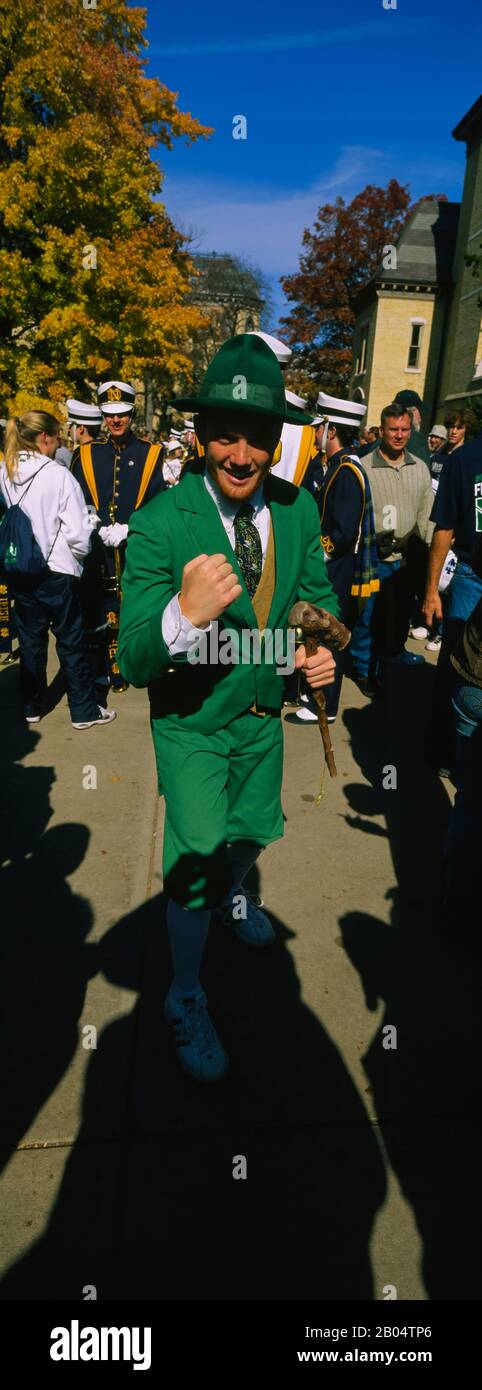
left=142, top=0, right=482, bottom=327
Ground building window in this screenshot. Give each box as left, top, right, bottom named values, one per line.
left=356, top=323, right=369, bottom=375
left=407, top=321, right=424, bottom=369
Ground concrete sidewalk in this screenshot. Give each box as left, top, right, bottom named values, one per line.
left=1, top=641, right=480, bottom=1301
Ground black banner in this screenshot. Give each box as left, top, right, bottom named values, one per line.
left=0, top=1299, right=477, bottom=1374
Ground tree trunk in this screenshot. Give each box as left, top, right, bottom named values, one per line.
left=144, top=372, right=154, bottom=431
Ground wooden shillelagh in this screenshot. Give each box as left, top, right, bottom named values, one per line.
left=288, top=601, right=351, bottom=780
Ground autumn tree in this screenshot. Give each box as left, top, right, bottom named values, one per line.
left=280, top=180, right=412, bottom=397
left=0, top=0, right=211, bottom=415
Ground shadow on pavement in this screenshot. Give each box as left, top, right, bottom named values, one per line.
left=0, top=865, right=387, bottom=1301
left=0, top=668, right=96, bottom=1170
left=341, top=662, right=482, bottom=1299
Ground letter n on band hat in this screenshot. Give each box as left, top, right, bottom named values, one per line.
left=98, top=380, right=136, bottom=415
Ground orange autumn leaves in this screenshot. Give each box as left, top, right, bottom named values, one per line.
left=280, top=181, right=413, bottom=398
left=0, top=0, right=211, bottom=412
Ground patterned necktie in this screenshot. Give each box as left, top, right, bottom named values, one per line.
left=234, top=502, right=262, bottom=598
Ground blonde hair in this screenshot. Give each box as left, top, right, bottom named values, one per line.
left=4, top=411, right=60, bottom=480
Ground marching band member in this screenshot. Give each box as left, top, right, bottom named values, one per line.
left=300, top=392, right=379, bottom=722
left=162, top=440, right=185, bottom=487
left=66, top=399, right=104, bottom=474
left=248, top=331, right=317, bottom=486
left=72, top=379, right=165, bottom=701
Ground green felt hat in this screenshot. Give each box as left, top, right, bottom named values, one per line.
left=172, top=333, right=313, bottom=425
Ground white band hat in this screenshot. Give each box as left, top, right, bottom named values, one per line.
left=247, top=330, right=292, bottom=366
left=66, top=398, right=103, bottom=427
left=314, top=391, right=366, bottom=451
left=315, top=391, right=367, bottom=428
left=98, top=380, right=136, bottom=415
left=285, top=389, right=309, bottom=412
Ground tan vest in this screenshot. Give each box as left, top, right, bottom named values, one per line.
left=251, top=518, right=276, bottom=630
left=249, top=520, right=276, bottom=716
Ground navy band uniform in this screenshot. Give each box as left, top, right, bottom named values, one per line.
left=303, top=391, right=377, bottom=717
left=72, top=381, right=166, bottom=698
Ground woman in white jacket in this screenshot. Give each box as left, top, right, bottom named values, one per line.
left=0, top=411, right=115, bottom=729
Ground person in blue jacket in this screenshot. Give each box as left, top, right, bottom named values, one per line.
left=301, top=392, right=378, bottom=720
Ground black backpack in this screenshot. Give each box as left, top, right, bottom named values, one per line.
left=0, top=464, right=60, bottom=577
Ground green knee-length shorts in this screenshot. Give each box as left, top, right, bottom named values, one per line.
left=151, top=709, right=284, bottom=909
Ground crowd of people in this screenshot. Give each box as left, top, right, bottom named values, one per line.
left=0, top=329, right=480, bottom=1079
left=0, top=387, right=196, bottom=720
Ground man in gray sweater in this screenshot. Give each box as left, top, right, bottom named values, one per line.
left=349, top=402, right=434, bottom=690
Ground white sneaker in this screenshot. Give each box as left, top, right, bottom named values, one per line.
left=294, top=705, right=318, bottom=722
left=410, top=626, right=429, bottom=640
left=218, top=891, right=276, bottom=948
left=72, top=705, right=117, bottom=730
left=425, top=635, right=442, bottom=652
left=164, top=986, right=229, bottom=1082
left=25, top=713, right=41, bottom=724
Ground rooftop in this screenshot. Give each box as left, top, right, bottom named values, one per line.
left=353, top=198, right=460, bottom=307
left=452, top=93, right=482, bottom=147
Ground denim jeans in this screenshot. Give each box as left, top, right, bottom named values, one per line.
left=428, top=561, right=482, bottom=769
left=347, top=592, right=376, bottom=679
left=10, top=571, right=101, bottom=722
left=445, top=678, right=482, bottom=903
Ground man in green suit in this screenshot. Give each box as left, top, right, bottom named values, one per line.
left=118, top=334, right=339, bottom=1082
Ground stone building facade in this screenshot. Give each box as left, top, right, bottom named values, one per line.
left=349, top=95, right=482, bottom=427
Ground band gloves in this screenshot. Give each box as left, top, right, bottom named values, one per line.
left=98, top=523, right=129, bottom=547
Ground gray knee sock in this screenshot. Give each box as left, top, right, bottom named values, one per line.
left=167, top=900, right=210, bottom=998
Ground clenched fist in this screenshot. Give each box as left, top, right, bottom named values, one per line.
left=179, top=553, right=243, bottom=629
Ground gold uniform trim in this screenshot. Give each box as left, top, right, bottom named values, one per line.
left=79, top=441, right=162, bottom=515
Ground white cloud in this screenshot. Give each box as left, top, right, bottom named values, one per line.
left=148, top=17, right=428, bottom=59
left=162, top=146, right=387, bottom=277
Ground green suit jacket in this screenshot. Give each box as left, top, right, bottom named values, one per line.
left=117, top=470, right=340, bottom=735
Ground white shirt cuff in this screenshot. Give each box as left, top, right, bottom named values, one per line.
left=161, top=594, right=211, bottom=655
